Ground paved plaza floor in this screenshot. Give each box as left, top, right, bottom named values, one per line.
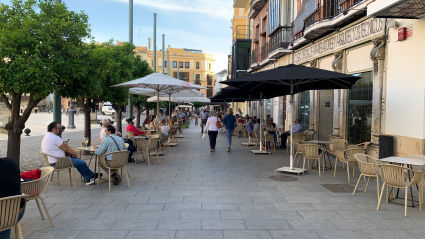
left=14, top=121, right=425, bottom=239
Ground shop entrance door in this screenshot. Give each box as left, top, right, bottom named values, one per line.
left=318, top=90, right=334, bottom=140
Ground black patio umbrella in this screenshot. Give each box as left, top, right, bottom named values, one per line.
left=219, top=64, right=362, bottom=173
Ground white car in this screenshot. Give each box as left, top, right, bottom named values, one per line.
left=101, top=106, right=115, bottom=115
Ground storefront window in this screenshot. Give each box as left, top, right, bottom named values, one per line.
left=347, top=71, right=373, bottom=144
left=298, top=91, right=310, bottom=131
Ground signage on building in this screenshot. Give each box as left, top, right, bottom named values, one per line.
left=294, top=18, right=385, bottom=64
left=398, top=27, right=406, bottom=41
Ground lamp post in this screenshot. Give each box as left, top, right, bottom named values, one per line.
left=162, top=34, right=165, bottom=74
left=53, top=0, right=62, bottom=127
left=128, top=0, right=134, bottom=119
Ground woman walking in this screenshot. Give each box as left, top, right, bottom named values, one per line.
left=204, top=110, right=219, bottom=152
left=222, top=108, right=237, bottom=152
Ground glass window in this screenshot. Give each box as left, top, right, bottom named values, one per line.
left=195, top=74, right=200, bottom=84
left=196, top=62, right=199, bottom=69
left=298, top=91, right=310, bottom=131
left=179, top=62, right=183, bottom=68
left=347, top=71, right=373, bottom=144
left=185, top=62, right=189, bottom=68
left=172, top=61, right=177, bottom=68
left=164, top=61, right=167, bottom=67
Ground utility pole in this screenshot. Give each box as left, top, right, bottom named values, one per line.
left=128, top=0, right=134, bottom=119
left=162, top=34, right=165, bottom=74
left=53, top=0, right=62, bottom=127
left=153, top=13, right=157, bottom=72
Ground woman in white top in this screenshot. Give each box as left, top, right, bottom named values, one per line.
left=204, top=110, right=219, bottom=152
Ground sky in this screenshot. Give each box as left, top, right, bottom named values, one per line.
left=1, top=0, right=233, bottom=72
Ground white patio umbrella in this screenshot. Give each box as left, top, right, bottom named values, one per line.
left=113, top=73, right=205, bottom=115
left=146, top=96, right=210, bottom=103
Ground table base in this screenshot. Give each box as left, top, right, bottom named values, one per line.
left=275, top=166, right=306, bottom=175
left=252, top=150, right=271, bottom=155
left=241, top=142, right=256, bottom=146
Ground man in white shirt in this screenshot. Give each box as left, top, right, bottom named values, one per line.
left=41, top=122, right=99, bottom=185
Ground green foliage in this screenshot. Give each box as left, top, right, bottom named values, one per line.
left=131, top=55, right=155, bottom=110
left=215, top=91, right=221, bottom=96
left=192, top=102, right=205, bottom=108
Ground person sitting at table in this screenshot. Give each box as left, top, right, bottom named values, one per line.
left=0, top=157, right=26, bottom=239
left=157, top=119, right=170, bottom=141
left=100, top=118, right=111, bottom=142
left=94, top=125, right=127, bottom=185
left=246, top=118, right=254, bottom=135
left=237, top=114, right=245, bottom=124
left=142, top=118, right=151, bottom=128
left=42, top=122, right=100, bottom=185
left=253, top=119, right=261, bottom=138
left=179, top=110, right=187, bottom=120
left=280, top=118, right=302, bottom=149
left=264, top=118, right=277, bottom=147
left=245, top=114, right=249, bottom=121
left=126, top=118, right=145, bottom=136
left=155, top=109, right=167, bottom=125
left=148, top=115, right=156, bottom=130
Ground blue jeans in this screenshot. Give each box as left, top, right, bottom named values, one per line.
left=0, top=205, right=25, bottom=239
left=225, top=129, right=233, bottom=148
left=70, top=157, right=94, bottom=181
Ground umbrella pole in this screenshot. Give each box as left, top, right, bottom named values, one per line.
left=251, top=92, right=269, bottom=154
left=169, top=93, right=171, bottom=123
left=290, top=95, right=293, bottom=170
left=157, top=90, right=160, bottom=117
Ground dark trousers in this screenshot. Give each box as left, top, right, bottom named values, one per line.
left=280, top=133, right=290, bottom=148
left=201, top=119, right=207, bottom=133
left=124, top=139, right=136, bottom=160
left=208, top=131, right=218, bottom=149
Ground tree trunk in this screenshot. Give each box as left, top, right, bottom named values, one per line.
left=145, top=104, right=150, bottom=121
left=115, top=106, right=123, bottom=134
left=83, top=102, right=92, bottom=146
left=135, top=106, right=141, bottom=128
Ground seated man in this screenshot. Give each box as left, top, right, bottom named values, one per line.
left=179, top=111, right=187, bottom=120
left=0, top=157, right=25, bottom=239
left=245, top=118, right=254, bottom=135
left=264, top=118, right=277, bottom=147
left=41, top=122, right=99, bottom=185
left=253, top=119, right=261, bottom=138
left=93, top=125, right=127, bottom=185
left=280, top=118, right=302, bottom=148
left=100, top=118, right=111, bottom=142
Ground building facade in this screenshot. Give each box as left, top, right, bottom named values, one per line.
left=214, top=70, right=228, bottom=95
left=118, top=41, right=215, bottom=98
left=230, top=0, right=425, bottom=157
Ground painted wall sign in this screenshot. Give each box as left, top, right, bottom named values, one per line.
left=294, top=18, right=385, bottom=64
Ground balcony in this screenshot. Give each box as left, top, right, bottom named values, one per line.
left=250, top=48, right=260, bottom=66
left=367, top=0, right=425, bottom=19
left=233, top=0, right=250, bottom=8
left=207, top=75, right=213, bottom=86
left=268, top=26, right=291, bottom=55
left=233, top=25, right=251, bottom=43
left=249, top=0, right=268, bottom=19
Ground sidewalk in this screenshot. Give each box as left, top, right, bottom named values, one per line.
left=17, top=121, right=425, bottom=239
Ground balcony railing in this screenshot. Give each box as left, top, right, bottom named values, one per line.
left=233, top=25, right=251, bottom=43
left=269, top=26, right=291, bottom=53
left=339, top=0, right=362, bottom=11
left=260, top=43, right=269, bottom=62
left=250, top=48, right=260, bottom=65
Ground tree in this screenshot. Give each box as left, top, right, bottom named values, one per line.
left=192, top=102, right=205, bottom=109
left=0, top=0, right=90, bottom=165
left=133, top=95, right=156, bottom=128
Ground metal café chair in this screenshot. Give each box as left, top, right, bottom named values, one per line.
left=0, top=195, right=29, bottom=239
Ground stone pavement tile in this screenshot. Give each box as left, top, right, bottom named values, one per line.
left=295, top=191, right=335, bottom=197
left=25, top=230, right=81, bottom=239
left=309, top=203, right=355, bottom=211
left=155, top=186, right=187, bottom=191
left=251, top=197, right=288, bottom=204
left=111, top=196, right=149, bottom=204
left=110, top=220, right=159, bottom=231
left=102, top=191, right=138, bottom=197
left=126, top=231, right=176, bottom=239
left=157, top=220, right=201, bottom=230
left=202, top=220, right=247, bottom=230
left=202, top=191, right=234, bottom=197
left=186, top=186, right=217, bottom=192
left=48, top=203, right=90, bottom=211
left=75, top=196, right=116, bottom=204
left=275, top=186, right=307, bottom=192
left=188, top=177, right=215, bottom=182
left=218, top=197, right=253, bottom=203
left=176, top=230, right=224, bottom=239
left=216, top=186, right=246, bottom=191
left=264, top=191, right=298, bottom=197
left=369, top=219, right=425, bottom=229
left=22, top=209, right=61, bottom=220
left=230, top=182, right=260, bottom=187
left=328, top=219, right=380, bottom=230
left=202, top=181, right=230, bottom=186
left=298, top=211, right=344, bottom=220
left=180, top=211, right=220, bottom=220
left=244, top=220, right=291, bottom=230
left=269, top=230, right=321, bottom=239
left=214, top=177, right=242, bottom=182
left=70, top=219, right=116, bottom=231
left=223, top=230, right=272, bottom=239
left=44, top=191, right=74, bottom=197
left=315, top=229, right=368, bottom=239
left=135, top=191, right=170, bottom=197
left=148, top=197, right=183, bottom=203
left=53, top=211, right=101, bottom=220
left=138, top=211, right=180, bottom=220
left=183, top=196, right=218, bottom=203
left=233, top=191, right=267, bottom=197
left=96, top=210, right=141, bottom=219
left=238, top=204, right=278, bottom=211
left=336, top=211, right=384, bottom=220
left=284, top=196, right=323, bottom=204
left=361, top=229, right=418, bottom=239
left=67, top=191, right=107, bottom=197
left=318, top=197, right=357, bottom=204
left=75, top=231, right=128, bottom=239
left=405, top=230, right=425, bottom=239
left=257, top=182, right=287, bottom=187
left=287, top=219, right=336, bottom=230
left=220, top=211, right=302, bottom=220
left=122, top=186, right=157, bottom=191
left=143, top=181, right=174, bottom=186
left=87, top=203, right=129, bottom=211
left=273, top=203, right=315, bottom=211
left=172, top=181, right=201, bottom=186
left=44, top=196, right=81, bottom=204
left=169, top=191, right=201, bottom=197
left=245, top=186, right=277, bottom=192
left=202, top=203, right=239, bottom=211
left=125, top=203, right=165, bottom=211
left=163, top=203, right=202, bottom=211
